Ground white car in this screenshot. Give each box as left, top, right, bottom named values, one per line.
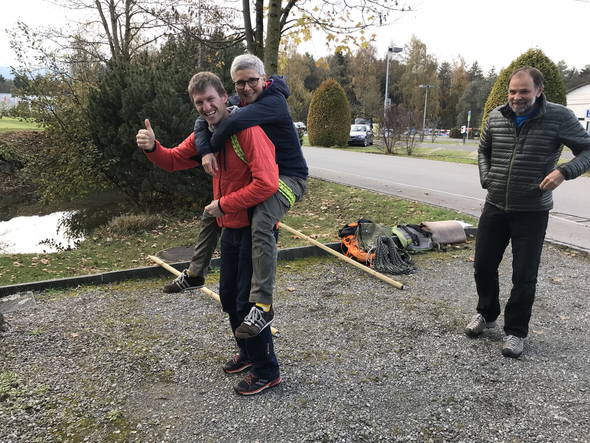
left=348, top=124, right=373, bottom=146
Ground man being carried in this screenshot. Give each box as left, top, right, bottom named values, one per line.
left=163, top=54, right=308, bottom=340
left=136, top=72, right=282, bottom=395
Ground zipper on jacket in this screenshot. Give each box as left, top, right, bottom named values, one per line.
left=505, top=121, right=519, bottom=211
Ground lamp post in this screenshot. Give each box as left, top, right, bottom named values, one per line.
left=384, top=45, right=403, bottom=115
left=419, top=84, right=435, bottom=133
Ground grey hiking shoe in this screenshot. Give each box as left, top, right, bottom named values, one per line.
left=465, top=313, right=497, bottom=337
left=235, top=306, right=274, bottom=339
left=502, top=335, right=524, bottom=358
left=163, top=269, right=204, bottom=293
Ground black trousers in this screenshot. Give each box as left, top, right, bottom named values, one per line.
left=474, top=203, right=549, bottom=338
left=219, top=226, right=279, bottom=379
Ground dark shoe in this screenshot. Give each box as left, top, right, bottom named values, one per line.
left=465, top=313, right=497, bottom=337
left=235, top=306, right=274, bottom=339
left=223, top=354, right=252, bottom=374
left=234, top=372, right=282, bottom=396
left=163, top=270, right=204, bottom=293
left=502, top=335, right=524, bottom=358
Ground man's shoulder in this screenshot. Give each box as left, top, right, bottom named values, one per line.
left=544, top=100, right=572, bottom=116
left=235, top=126, right=268, bottom=144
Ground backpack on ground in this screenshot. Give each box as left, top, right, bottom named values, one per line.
left=393, top=224, right=438, bottom=253
left=339, top=219, right=414, bottom=275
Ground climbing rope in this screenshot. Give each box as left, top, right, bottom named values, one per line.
left=370, top=236, right=415, bottom=275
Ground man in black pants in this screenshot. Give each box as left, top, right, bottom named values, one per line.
left=465, top=66, right=590, bottom=358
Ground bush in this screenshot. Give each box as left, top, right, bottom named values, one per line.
left=449, top=127, right=462, bottom=139
left=106, top=214, right=162, bottom=235
left=307, top=79, right=351, bottom=147
left=481, top=49, right=566, bottom=128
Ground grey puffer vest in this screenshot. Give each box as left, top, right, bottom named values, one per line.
left=478, top=95, right=590, bottom=212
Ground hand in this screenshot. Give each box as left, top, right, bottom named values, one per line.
left=204, top=199, right=223, bottom=217
left=136, top=118, right=156, bottom=152
left=539, top=169, right=565, bottom=191
left=202, top=153, right=219, bottom=176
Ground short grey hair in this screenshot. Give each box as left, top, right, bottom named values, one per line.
left=230, top=54, right=266, bottom=79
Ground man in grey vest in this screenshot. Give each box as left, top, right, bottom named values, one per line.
left=465, top=66, right=590, bottom=357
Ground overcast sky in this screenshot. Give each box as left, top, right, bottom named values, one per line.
left=2, top=0, right=589, bottom=72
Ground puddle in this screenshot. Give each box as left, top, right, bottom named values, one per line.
left=0, top=211, right=83, bottom=254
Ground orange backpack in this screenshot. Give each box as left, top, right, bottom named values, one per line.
left=338, top=219, right=375, bottom=265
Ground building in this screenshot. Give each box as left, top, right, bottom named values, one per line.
left=566, top=83, right=590, bottom=133
left=0, top=93, right=19, bottom=110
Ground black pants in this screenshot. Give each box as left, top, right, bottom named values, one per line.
left=219, top=226, right=279, bottom=379
left=474, top=203, right=549, bottom=338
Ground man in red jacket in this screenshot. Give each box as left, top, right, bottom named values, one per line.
left=136, top=72, right=281, bottom=395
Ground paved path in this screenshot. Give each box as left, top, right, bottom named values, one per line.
left=303, top=146, right=590, bottom=253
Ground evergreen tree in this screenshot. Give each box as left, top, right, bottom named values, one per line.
left=482, top=49, right=566, bottom=127
left=307, top=79, right=351, bottom=147
left=326, top=51, right=356, bottom=110
left=468, top=61, right=484, bottom=81
left=437, top=62, right=454, bottom=128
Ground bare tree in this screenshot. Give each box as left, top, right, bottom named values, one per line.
left=208, top=0, right=413, bottom=75
left=380, top=103, right=415, bottom=155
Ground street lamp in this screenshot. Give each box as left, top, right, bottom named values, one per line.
left=384, top=45, right=403, bottom=115
left=419, top=84, right=435, bottom=133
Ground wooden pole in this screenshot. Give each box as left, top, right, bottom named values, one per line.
left=278, top=223, right=405, bottom=290
left=147, top=255, right=279, bottom=335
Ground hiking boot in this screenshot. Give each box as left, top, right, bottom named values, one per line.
left=234, top=372, right=282, bottom=396
left=502, top=335, right=524, bottom=358
left=464, top=313, right=497, bottom=337
left=223, top=354, right=252, bottom=374
left=163, top=270, right=204, bottom=293
left=235, top=306, right=274, bottom=339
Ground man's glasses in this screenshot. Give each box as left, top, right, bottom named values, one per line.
left=234, top=77, right=260, bottom=90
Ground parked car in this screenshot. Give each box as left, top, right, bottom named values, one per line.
left=348, top=124, right=373, bottom=146
left=293, top=122, right=305, bottom=144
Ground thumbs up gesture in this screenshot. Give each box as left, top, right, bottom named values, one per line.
left=136, top=119, right=156, bottom=152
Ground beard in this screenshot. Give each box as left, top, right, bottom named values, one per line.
left=509, top=95, right=537, bottom=116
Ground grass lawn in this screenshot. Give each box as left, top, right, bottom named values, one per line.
left=0, top=117, right=43, bottom=132
left=0, top=178, right=476, bottom=286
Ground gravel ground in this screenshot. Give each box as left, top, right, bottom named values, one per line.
left=1, top=242, right=589, bottom=442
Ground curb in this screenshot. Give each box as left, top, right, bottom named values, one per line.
left=0, top=242, right=342, bottom=298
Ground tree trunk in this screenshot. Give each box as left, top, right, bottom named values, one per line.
left=253, top=0, right=265, bottom=59
left=264, top=0, right=281, bottom=75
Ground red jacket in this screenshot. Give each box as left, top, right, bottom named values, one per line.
left=145, top=127, right=278, bottom=228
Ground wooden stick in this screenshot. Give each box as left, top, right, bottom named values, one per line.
left=278, top=223, right=405, bottom=290
left=148, top=255, right=279, bottom=335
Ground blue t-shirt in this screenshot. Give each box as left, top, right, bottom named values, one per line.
left=514, top=107, right=539, bottom=128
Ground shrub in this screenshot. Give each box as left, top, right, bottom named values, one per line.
left=449, top=127, right=462, bottom=139
left=106, top=213, right=162, bottom=235
left=481, top=49, right=566, bottom=127
left=307, top=79, right=351, bottom=147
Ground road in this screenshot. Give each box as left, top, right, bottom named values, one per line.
left=303, top=146, right=590, bottom=253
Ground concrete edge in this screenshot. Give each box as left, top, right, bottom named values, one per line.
left=0, top=242, right=342, bottom=298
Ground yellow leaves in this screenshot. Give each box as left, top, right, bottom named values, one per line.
left=334, top=45, right=350, bottom=54
left=326, top=33, right=336, bottom=42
